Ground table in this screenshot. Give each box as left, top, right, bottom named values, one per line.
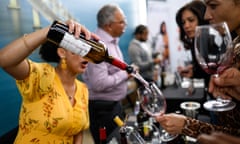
left=162, top=86, right=206, bottom=113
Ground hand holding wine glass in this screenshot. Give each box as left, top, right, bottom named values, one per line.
left=194, top=22, right=236, bottom=111
left=208, top=67, right=240, bottom=101
left=137, top=82, right=178, bottom=142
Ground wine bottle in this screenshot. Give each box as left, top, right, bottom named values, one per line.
left=46, top=20, right=133, bottom=73
left=160, top=65, right=166, bottom=89
left=137, top=106, right=150, bottom=125
left=134, top=101, right=140, bottom=116
left=99, top=126, right=107, bottom=144
left=113, top=116, right=128, bottom=144
left=136, top=107, right=152, bottom=142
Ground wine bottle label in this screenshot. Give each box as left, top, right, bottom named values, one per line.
left=60, top=33, right=91, bottom=56
left=143, top=122, right=150, bottom=137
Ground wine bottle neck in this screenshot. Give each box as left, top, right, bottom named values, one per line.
left=105, top=56, right=133, bottom=73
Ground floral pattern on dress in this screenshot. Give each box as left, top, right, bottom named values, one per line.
left=14, top=61, right=89, bottom=144
left=19, top=105, right=39, bottom=135
left=42, top=93, right=64, bottom=134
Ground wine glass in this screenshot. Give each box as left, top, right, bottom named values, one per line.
left=137, top=82, right=178, bottom=142
left=137, top=83, right=166, bottom=116
left=194, top=22, right=236, bottom=111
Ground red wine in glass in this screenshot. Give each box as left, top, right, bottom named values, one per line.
left=201, top=62, right=229, bottom=75
left=195, top=22, right=236, bottom=111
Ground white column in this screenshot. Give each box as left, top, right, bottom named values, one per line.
left=32, top=9, right=42, bottom=30
left=8, top=0, right=20, bottom=9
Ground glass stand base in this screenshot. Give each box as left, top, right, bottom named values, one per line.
left=203, top=100, right=236, bottom=112
left=160, top=132, right=178, bottom=142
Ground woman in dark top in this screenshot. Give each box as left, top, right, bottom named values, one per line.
left=176, top=0, right=210, bottom=99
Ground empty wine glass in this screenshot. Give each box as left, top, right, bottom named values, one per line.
left=137, top=83, right=166, bottom=116
left=194, top=22, right=236, bottom=111
left=137, top=82, right=178, bottom=142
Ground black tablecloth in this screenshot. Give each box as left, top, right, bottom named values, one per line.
left=162, top=86, right=206, bottom=113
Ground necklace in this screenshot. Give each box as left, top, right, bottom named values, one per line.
left=68, top=95, right=73, bottom=100
left=67, top=83, right=76, bottom=101
left=55, top=68, right=76, bottom=101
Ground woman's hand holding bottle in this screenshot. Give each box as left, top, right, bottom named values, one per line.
left=65, top=19, right=99, bottom=40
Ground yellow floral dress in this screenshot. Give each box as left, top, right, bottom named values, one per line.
left=14, top=60, right=89, bottom=144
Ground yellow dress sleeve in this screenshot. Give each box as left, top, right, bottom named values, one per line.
left=16, top=60, right=55, bottom=102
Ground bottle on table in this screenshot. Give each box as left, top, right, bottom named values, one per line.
left=99, top=126, right=107, bottom=144
left=160, top=64, right=166, bottom=89
left=137, top=106, right=150, bottom=126
left=46, top=20, right=134, bottom=73
left=114, top=115, right=146, bottom=144
left=134, top=101, right=140, bottom=116
left=136, top=107, right=154, bottom=142
left=113, top=116, right=128, bottom=144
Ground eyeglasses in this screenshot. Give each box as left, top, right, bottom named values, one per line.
left=112, top=20, right=127, bottom=25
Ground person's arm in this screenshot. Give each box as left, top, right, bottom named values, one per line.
left=155, top=113, right=186, bottom=135
left=73, top=131, right=83, bottom=144
left=197, top=132, right=240, bottom=144
left=0, top=20, right=98, bottom=80
left=182, top=116, right=240, bottom=138
left=177, top=64, right=194, bottom=78
left=0, top=27, right=49, bottom=80
left=156, top=113, right=240, bottom=138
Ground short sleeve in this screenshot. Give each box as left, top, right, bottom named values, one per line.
left=16, top=60, right=55, bottom=102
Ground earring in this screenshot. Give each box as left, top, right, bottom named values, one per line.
left=61, top=58, right=67, bottom=70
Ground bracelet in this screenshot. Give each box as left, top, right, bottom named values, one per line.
left=184, top=117, right=191, bottom=129
left=22, top=34, right=31, bottom=51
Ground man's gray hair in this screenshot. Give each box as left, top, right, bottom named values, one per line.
left=97, top=4, right=121, bottom=28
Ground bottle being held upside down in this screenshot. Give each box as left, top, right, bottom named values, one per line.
left=46, top=20, right=133, bottom=73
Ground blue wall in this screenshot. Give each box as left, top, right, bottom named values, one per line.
left=0, top=0, right=145, bottom=136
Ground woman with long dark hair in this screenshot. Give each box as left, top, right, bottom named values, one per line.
left=156, top=0, right=240, bottom=138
